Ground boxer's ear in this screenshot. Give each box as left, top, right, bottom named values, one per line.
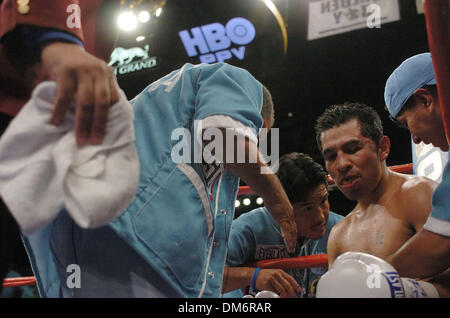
left=378, top=135, right=390, bottom=161
left=412, top=88, right=433, bottom=112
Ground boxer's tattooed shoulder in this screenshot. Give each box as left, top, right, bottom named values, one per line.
left=375, top=232, right=383, bottom=245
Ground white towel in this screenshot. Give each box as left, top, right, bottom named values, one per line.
left=0, top=81, right=140, bottom=235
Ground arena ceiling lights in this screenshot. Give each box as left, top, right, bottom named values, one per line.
left=117, top=0, right=167, bottom=32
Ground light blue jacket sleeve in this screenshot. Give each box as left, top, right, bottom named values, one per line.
left=193, top=63, right=264, bottom=132
left=425, top=160, right=450, bottom=236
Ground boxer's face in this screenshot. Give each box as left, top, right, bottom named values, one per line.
left=320, top=118, right=385, bottom=201
left=395, top=94, right=449, bottom=152
left=293, top=183, right=329, bottom=240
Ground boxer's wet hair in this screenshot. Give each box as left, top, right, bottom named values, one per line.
left=315, top=103, right=384, bottom=153
left=261, top=85, right=274, bottom=126
left=276, top=152, right=328, bottom=204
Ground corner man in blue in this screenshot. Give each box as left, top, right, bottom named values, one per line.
left=222, top=153, right=343, bottom=298
left=22, top=63, right=298, bottom=298
left=383, top=52, right=450, bottom=279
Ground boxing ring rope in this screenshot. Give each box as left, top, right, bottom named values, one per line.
left=2, top=256, right=329, bottom=288
left=2, top=276, right=36, bottom=288
left=246, top=254, right=328, bottom=270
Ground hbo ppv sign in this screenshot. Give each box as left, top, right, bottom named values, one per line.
left=179, top=17, right=255, bottom=64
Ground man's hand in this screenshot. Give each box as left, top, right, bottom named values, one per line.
left=255, top=269, right=301, bottom=298
left=219, top=133, right=297, bottom=253
left=222, top=266, right=301, bottom=298
left=226, top=160, right=297, bottom=253
left=40, top=42, right=120, bottom=146
left=263, top=199, right=296, bottom=254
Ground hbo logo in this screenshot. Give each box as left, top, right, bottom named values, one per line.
left=179, top=17, right=256, bottom=63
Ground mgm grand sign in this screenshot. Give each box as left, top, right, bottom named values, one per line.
left=109, top=44, right=158, bottom=75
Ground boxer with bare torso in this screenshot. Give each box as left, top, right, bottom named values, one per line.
left=314, top=103, right=448, bottom=297
left=315, top=103, right=437, bottom=265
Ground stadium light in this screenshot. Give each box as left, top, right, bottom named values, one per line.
left=117, top=11, right=137, bottom=31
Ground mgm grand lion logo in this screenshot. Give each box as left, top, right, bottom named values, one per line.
left=109, top=44, right=157, bottom=75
